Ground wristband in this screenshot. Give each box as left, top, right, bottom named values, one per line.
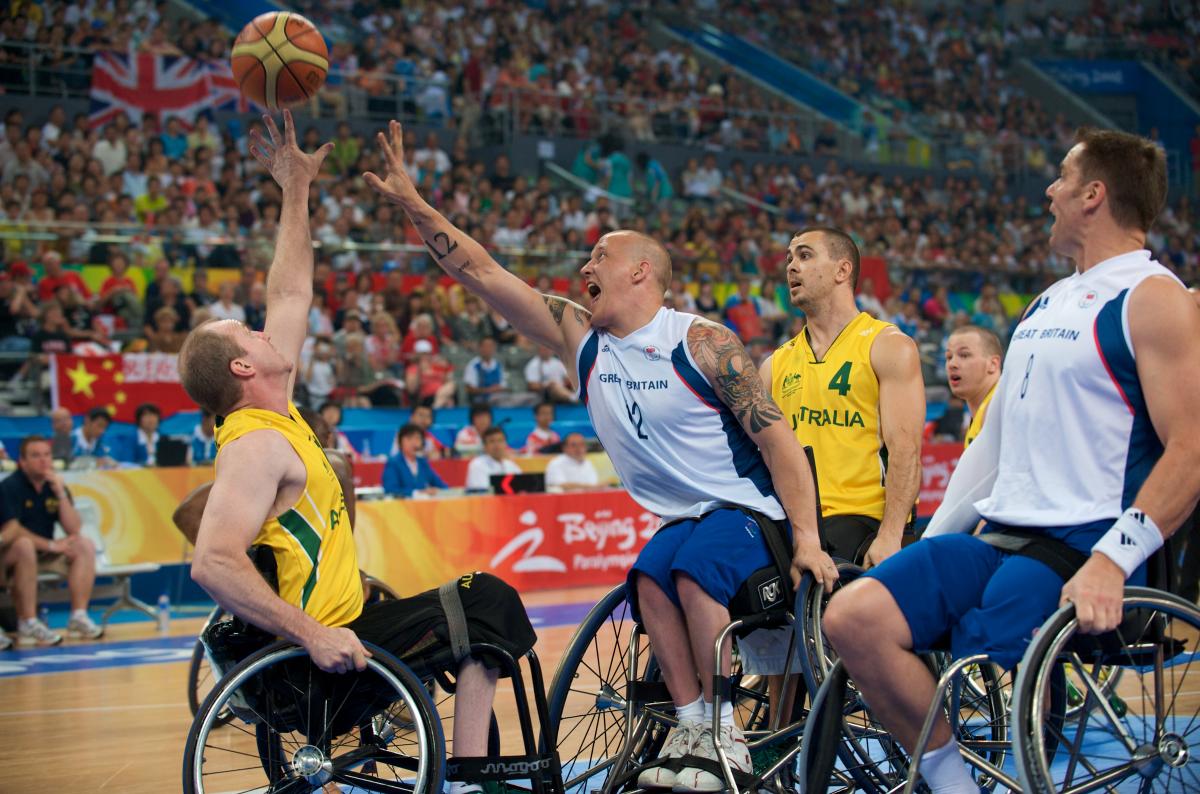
left=1091, top=507, right=1163, bottom=578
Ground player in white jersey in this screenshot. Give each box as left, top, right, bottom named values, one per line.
left=362, top=120, right=837, bottom=792
left=823, top=128, right=1200, bottom=794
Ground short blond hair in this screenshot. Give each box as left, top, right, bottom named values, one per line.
left=178, top=321, right=247, bottom=415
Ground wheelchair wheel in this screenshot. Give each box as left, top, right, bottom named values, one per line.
left=546, top=584, right=655, bottom=794
left=183, top=640, right=445, bottom=794
left=1013, top=587, right=1200, bottom=794
left=797, top=563, right=865, bottom=694
left=187, top=606, right=230, bottom=722
left=799, top=649, right=1014, bottom=792
left=545, top=584, right=778, bottom=794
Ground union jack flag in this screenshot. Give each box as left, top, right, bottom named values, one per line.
left=88, top=50, right=264, bottom=129
left=206, top=60, right=267, bottom=115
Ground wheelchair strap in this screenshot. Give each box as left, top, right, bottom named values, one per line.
left=977, top=528, right=1089, bottom=582
left=447, top=753, right=558, bottom=782
left=438, top=579, right=471, bottom=663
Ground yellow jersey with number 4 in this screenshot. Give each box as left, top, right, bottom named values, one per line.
left=214, top=402, right=363, bottom=628
left=771, top=312, right=892, bottom=520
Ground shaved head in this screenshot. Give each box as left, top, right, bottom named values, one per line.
left=610, top=230, right=672, bottom=291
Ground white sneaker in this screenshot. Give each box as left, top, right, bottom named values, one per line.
left=0, top=629, right=11, bottom=651
left=67, top=612, right=104, bottom=639
left=17, top=619, right=63, bottom=647
left=673, top=724, right=751, bottom=792
left=638, top=719, right=702, bottom=789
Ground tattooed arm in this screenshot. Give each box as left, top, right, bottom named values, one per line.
left=687, top=320, right=839, bottom=592
left=362, top=120, right=591, bottom=365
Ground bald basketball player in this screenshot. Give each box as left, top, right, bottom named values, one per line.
left=363, top=119, right=833, bottom=791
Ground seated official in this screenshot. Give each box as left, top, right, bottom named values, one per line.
left=132, top=403, right=162, bottom=466
left=465, top=427, right=520, bottom=493
left=0, top=435, right=104, bottom=647
left=521, top=401, right=561, bottom=455
left=70, top=407, right=116, bottom=467
left=190, top=408, right=217, bottom=465
left=454, top=403, right=493, bottom=458
left=383, top=424, right=448, bottom=497
left=544, top=433, right=600, bottom=492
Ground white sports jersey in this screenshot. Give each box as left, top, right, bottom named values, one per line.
left=975, top=250, right=1181, bottom=528
left=574, top=307, right=784, bottom=522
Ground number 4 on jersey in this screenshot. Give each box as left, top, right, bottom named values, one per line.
left=828, top=362, right=852, bottom=396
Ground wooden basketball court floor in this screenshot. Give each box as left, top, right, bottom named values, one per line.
left=0, top=585, right=614, bottom=793
left=3, top=584, right=1199, bottom=793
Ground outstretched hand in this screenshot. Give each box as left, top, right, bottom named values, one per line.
left=362, top=119, right=419, bottom=205
left=248, top=109, right=332, bottom=190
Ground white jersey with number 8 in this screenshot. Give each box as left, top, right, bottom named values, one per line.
left=975, top=250, right=1182, bottom=528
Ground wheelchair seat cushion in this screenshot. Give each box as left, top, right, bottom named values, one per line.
left=820, top=514, right=880, bottom=564
left=348, top=572, right=536, bottom=673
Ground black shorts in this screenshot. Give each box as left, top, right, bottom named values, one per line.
left=821, top=514, right=880, bottom=564
left=348, top=572, right=536, bottom=671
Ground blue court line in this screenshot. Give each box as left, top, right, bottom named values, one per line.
left=0, top=635, right=197, bottom=678
left=0, top=599, right=601, bottom=679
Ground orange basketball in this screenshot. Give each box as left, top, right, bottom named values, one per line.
left=231, top=12, right=329, bottom=110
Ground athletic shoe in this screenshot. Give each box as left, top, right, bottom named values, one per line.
left=673, top=724, right=751, bottom=792
left=638, top=719, right=702, bottom=789
left=17, top=619, right=62, bottom=646
left=67, top=612, right=104, bottom=640
left=0, top=629, right=11, bottom=651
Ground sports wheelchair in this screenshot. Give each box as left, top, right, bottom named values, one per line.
left=798, top=540, right=1200, bottom=793
left=543, top=453, right=856, bottom=794
left=183, top=570, right=561, bottom=794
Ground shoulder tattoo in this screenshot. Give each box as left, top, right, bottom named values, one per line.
left=542, top=294, right=590, bottom=327
left=688, top=321, right=782, bottom=433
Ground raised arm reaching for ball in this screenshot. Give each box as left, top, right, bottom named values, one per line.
left=362, top=121, right=593, bottom=381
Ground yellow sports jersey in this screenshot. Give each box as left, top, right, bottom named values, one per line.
left=963, top=383, right=996, bottom=449
left=772, top=312, right=892, bottom=520
left=215, top=402, right=363, bottom=627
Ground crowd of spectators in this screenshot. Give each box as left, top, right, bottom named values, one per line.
left=683, top=0, right=1200, bottom=174
left=0, top=3, right=1197, bottom=436
left=0, top=99, right=1197, bottom=409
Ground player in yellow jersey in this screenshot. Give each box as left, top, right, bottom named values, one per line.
left=738, top=226, right=925, bottom=700
left=944, top=325, right=1002, bottom=449
left=767, top=227, right=926, bottom=564
left=177, top=111, right=529, bottom=782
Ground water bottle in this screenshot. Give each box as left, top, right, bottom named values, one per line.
left=156, top=593, right=171, bottom=635
left=39, top=605, right=49, bottom=627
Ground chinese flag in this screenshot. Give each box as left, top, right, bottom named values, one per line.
left=51, top=354, right=196, bottom=423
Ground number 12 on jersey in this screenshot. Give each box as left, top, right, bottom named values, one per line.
left=626, top=400, right=649, bottom=440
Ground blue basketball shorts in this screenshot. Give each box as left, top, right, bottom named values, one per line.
left=627, top=508, right=789, bottom=622
left=862, top=521, right=1145, bottom=670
